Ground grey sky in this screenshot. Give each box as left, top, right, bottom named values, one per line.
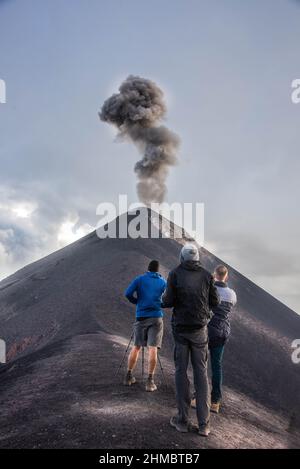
left=0, top=0, right=299, bottom=312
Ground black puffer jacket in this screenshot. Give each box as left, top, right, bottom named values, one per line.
left=162, top=260, right=220, bottom=332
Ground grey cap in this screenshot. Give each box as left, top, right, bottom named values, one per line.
left=180, top=243, right=200, bottom=262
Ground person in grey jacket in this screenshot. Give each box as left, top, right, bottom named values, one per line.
left=162, top=244, right=219, bottom=437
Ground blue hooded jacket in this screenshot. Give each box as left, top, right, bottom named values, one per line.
left=125, top=271, right=167, bottom=319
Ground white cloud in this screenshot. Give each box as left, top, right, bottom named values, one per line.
left=57, top=217, right=93, bottom=247
left=11, top=202, right=37, bottom=219
left=0, top=185, right=93, bottom=281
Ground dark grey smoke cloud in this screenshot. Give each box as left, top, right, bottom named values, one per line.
left=99, top=75, right=180, bottom=205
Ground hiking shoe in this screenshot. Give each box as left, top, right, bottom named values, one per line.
left=170, top=416, right=198, bottom=433
left=123, top=371, right=136, bottom=386
left=198, top=424, right=210, bottom=437
left=146, top=377, right=157, bottom=392
left=187, top=422, right=199, bottom=433
left=170, top=416, right=189, bottom=433
left=191, top=397, right=196, bottom=409
left=211, top=402, right=221, bottom=414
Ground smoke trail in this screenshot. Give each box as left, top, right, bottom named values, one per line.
left=99, top=75, right=180, bottom=205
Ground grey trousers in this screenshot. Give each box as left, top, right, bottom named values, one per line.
left=173, top=326, right=210, bottom=426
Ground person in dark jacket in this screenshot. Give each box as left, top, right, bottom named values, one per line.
left=207, top=265, right=237, bottom=412
left=124, top=260, right=167, bottom=392
left=162, top=244, right=219, bottom=437
left=192, top=264, right=237, bottom=413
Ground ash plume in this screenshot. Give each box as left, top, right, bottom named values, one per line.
left=99, top=75, right=180, bottom=205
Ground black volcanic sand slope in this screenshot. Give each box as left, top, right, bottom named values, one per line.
left=0, top=211, right=300, bottom=448
left=0, top=332, right=299, bottom=449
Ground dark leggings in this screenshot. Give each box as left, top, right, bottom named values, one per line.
left=210, top=345, right=225, bottom=403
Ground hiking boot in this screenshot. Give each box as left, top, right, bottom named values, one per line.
left=198, top=424, right=210, bottom=437
left=211, top=402, right=221, bottom=414
left=191, top=397, right=196, bottom=409
left=146, top=377, right=157, bottom=392
left=170, top=416, right=198, bottom=433
left=188, top=422, right=199, bottom=433
left=124, top=371, right=136, bottom=386
left=170, top=416, right=189, bottom=433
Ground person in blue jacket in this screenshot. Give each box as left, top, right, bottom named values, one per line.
left=124, top=260, right=167, bottom=392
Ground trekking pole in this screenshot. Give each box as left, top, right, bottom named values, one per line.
left=157, top=353, right=168, bottom=388
left=115, top=331, right=134, bottom=378
left=142, top=347, right=145, bottom=382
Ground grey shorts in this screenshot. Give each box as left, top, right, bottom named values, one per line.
left=133, top=317, right=164, bottom=349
